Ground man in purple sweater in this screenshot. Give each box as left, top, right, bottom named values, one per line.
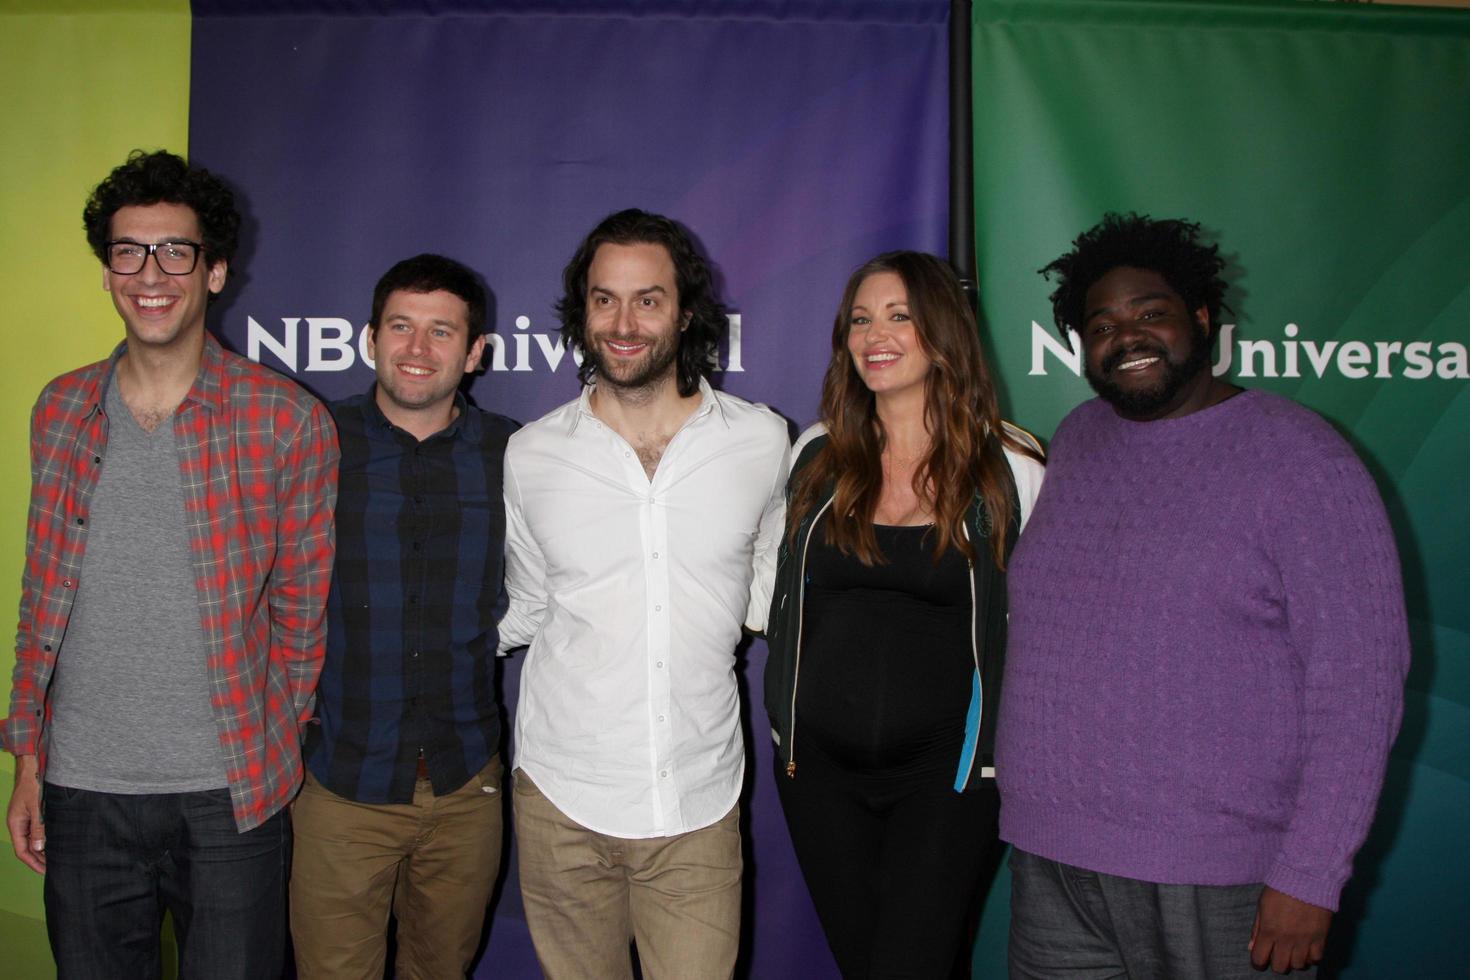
left=996, top=214, right=1408, bottom=977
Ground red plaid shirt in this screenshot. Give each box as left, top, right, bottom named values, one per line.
left=2, top=334, right=338, bottom=831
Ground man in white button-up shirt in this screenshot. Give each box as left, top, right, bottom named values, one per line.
left=500, top=209, right=789, bottom=979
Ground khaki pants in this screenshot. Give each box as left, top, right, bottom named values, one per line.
left=289, top=756, right=503, bottom=980
left=513, top=769, right=741, bottom=980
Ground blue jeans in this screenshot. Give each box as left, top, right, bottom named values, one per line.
left=42, top=783, right=288, bottom=980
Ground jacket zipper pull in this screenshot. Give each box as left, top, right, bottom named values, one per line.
left=785, top=761, right=796, bottom=778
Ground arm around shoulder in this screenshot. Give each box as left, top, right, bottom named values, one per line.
left=270, top=397, right=340, bottom=724
left=498, top=444, right=548, bottom=652
left=745, top=424, right=792, bottom=633
left=1001, top=420, right=1046, bottom=533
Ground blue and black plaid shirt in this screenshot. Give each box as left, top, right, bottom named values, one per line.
left=305, top=388, right=517, bottom=804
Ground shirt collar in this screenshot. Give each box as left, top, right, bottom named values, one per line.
left=183, top=332, right=230, bottom=413
left=568, top=376, right=726, bottom=434
left=94, top=331, right=228, bottom=417
left=363, top=383, right=475, bottom=443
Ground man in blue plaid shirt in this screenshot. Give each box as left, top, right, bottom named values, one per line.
left=289, top=254, right=517, bottom=980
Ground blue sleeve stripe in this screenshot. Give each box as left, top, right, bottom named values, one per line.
left=954, top=669, right=981, bottom=792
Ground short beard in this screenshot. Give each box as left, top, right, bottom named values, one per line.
left=1084, top=325, right=1215, bottom=417
left=376, top=369, right=460, bottom=415
left=587, top=332, right=680, bottom=397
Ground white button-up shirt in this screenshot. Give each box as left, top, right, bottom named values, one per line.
left=501, top=380, right=789, bottom=838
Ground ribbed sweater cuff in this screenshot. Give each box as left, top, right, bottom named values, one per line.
left=1265, top=860, right=1343, bottom=913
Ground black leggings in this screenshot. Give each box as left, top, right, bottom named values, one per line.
left=775, top=737, right=1001, bottom=979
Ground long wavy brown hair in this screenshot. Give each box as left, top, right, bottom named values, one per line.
left=789, top=251, right=1033, bottom=567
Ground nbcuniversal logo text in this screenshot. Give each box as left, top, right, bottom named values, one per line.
left=243, top=314, right=747, bottom=374
left=1029, top=322, right=1470, bottom=381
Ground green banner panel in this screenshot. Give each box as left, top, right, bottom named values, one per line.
left=970, top=1, right=1469, bottom=976
left=0, top=1, right=191, bottom=969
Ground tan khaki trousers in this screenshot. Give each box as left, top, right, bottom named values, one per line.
left=513, top=769, right=741, bottom=980
left=289, top=756, right=503, bottom=980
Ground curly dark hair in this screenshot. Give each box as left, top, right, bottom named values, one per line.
left=370, top=253, right=488, bottom=343
left=1039, top=213, right=1229, bottom=346
left=83, top=149, right=240, bottom=269
left=555, top=208, right=725, bottom=397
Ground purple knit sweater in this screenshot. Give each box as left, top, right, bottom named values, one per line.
left=996, top=391, right=1408, bottom=911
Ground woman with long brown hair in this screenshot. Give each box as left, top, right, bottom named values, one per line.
left=764, top=251, right=1043, bottom=977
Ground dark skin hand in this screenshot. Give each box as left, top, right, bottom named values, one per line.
left=1249, top=886, right=1332, bottom=973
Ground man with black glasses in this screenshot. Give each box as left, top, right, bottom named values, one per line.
left=2, top=150, right=338, bottom=978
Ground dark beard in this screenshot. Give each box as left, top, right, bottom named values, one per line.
left=1084, top=327, right=1214, bottom=417
left=587, top=333, right=680, bottom=394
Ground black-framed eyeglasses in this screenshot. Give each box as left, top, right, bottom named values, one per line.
left=104, top=240, right=206, bottom=276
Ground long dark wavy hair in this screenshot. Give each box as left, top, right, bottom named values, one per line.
left=789, top=251, right=1035, bottom=568
left=555, top=208, right=725, bottom=398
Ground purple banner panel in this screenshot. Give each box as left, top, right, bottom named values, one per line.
left=190, top=1, right=948, bottom=976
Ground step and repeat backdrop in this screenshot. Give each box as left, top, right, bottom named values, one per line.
left=187, top=1, right=952, bottom=977
left=2, top=1, right=1465, bottom=977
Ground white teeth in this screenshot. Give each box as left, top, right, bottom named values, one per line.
left=399, top=365, right=432, bottom=376
left=1118, top=356, right=1159, bottom=371
left=136, top=297, right=173, bottom=309
left=866, top=353, right=899, bottom=363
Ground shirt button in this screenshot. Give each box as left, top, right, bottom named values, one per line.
left=652, top=551, right=659, bottom=559
left=75, top=517, right=85, bottom=526
left=410, top=649, right=419, bottom=659
left=92, top=455, right=101, bottom=464
left=656, top=660, right=664, bottom=669
left=654, top=604, right=662, bottom=612
left=659, top=770, right=669, bottom=778
left=62, top=579, right=73, bottom=588
left=657, top=714, right=666, bottom=723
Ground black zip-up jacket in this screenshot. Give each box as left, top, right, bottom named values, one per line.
left=763, top=427, right=1038, bottom=791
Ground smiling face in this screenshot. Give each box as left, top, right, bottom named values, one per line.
left=103, top=202, right=225, bottom=352
left=368, top=288, right=486, bottom=432
left=583, top=241, right=686, bottom=395
left=1080, top=265, right=1215, bottom=421
left=846, top=271, right=932, bottom=403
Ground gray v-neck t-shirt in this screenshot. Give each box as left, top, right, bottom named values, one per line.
left=46, top=380, right=227, bottom=792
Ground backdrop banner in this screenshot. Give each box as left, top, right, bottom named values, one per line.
left=189, top=1, right=950, bottom=975
left=0, top=4, right=194, bottom=972
left=969, top=1, right=1469, bottom=976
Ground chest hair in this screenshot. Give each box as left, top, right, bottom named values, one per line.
left=633, top=433, right=673, bottom=481
left=118, top=375, right=185, bottom=434
left=126, top=402, right=177, bottom=434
